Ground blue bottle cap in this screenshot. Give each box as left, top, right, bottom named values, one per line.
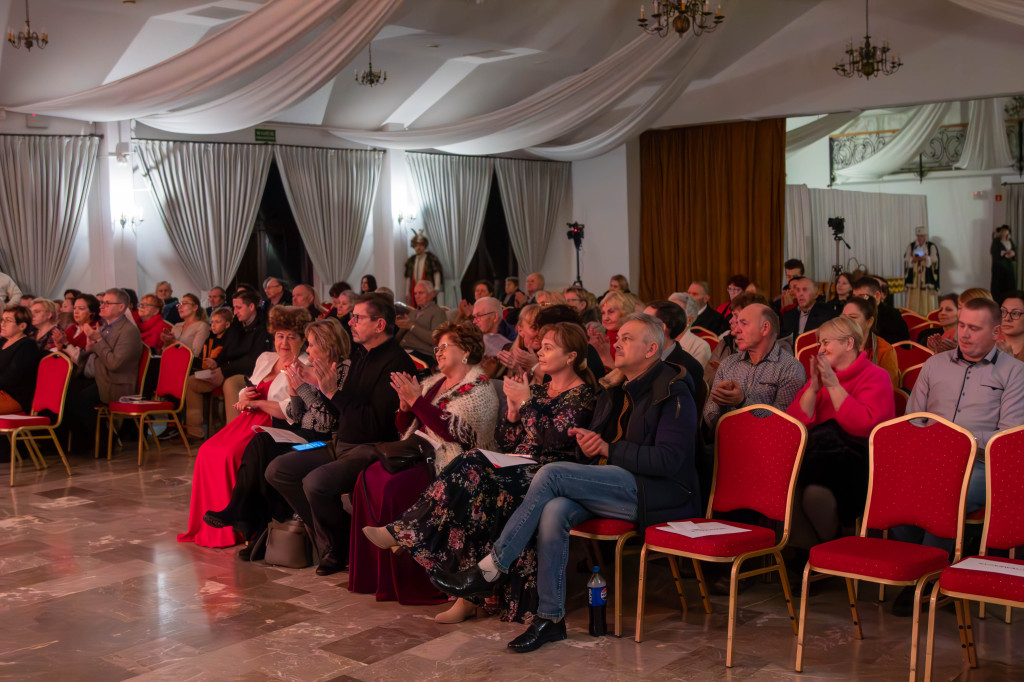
left=592, top=566, right=600, bottom=572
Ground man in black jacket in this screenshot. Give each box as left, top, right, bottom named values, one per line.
left=853, top=276, right=910, bottom=343
left=780, top=276, right=836, bottom=341
left=432, top=313, right=700, bottom=652
left=182, top=288, right=272, bottom=437
left=687, top=281, right=728, bottom=335
left=265, top=293, right=415, bottom=576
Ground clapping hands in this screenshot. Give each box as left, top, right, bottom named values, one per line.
left=390, top=372, right=422, bottom=411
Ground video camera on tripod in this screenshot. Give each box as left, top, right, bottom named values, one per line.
left=566, top=222, right=584, bottom=287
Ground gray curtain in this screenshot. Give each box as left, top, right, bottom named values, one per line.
left=406, top=152, right=494, bottom=303
left=274, top=146, right=384, bottom=287
left=1006, top=183, right=1024, bottom=288
left=494, top=158, right=571, bottom=275
left=0, top=135, right=100, bottom=298
left=135, top=140, right=273, bottom=291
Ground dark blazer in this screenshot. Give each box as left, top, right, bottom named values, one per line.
left=217, top=312, right=273, bottom=379
left=89, top=315, right=144, bottom=403
left=780, top=301, right=837, bottom=340
left=875, top=302, right=910, bottom=344
left=665, top=342, right=704, bottom=394
left=692, top=307, right=728, bottom=336
left=590, top=361, right=701, bottom=528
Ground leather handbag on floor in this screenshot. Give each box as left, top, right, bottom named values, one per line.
left=250, top=518, right=314, bottom=568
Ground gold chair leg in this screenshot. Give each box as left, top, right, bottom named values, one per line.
left=666, top=555, right=689, bottom=617
left=49, top=428, right=71, bottom=476
left=613, top=533, right=631, bottom=637
left=795, top=562, right=812, bottom=672
left=846, top=578, right=863, bottom=640
left=94, top=411, right=102, bottom=459
left=107, top=410, right=115, bottom=460
left=962, top=598, right=977, bottom=667
left=137, top=416, right=146, bottom=466
left=774, top=550, right=798, bottom=635
left=692, top=559, right=712, bottom=614
left=8, top=433, right=15, bottom=487
left=634, top=544, right=649, bottom=643
left=909, top=579, right=931, bottom=682
left=173, top=415, right=191, bottom=457
left=924, top=584, right=941, bottom=682
left=726, top=561, right=743, bottom=668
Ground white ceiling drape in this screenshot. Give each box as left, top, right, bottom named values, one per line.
left=834, top=103, right=951, bottom=183
left=954, top=98, right=1014, bottom=171
left=947, top=0, right=1024, bottom=26
left=785, top=112, right=861, bottom=156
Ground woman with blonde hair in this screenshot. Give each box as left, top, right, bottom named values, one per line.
left=589, top=290, right=632, bottom=367
left=30, top=299, right=60, bottom=351
left=497, top=303, right=542, bottom=378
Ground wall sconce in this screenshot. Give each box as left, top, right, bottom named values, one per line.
left=118, top=207, right=144, bottom=232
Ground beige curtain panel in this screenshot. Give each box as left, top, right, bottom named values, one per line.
left=494, top=158, right=571, bottom=275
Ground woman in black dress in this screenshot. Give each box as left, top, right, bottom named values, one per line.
left=363, top=322, right=597, bottom=623
left=0, top=306, right=42, bottom=413
left=991, top=224, right=1017, bottom=301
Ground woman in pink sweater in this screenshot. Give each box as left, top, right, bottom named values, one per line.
left=786, top=316, right=895, bottom=547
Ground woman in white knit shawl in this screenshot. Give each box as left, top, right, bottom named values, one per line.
left=390, top=321, right=499, bottom=472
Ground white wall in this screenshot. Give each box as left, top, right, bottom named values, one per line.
left=787, top=133, right=1009, bottom=295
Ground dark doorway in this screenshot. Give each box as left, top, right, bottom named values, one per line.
left=460, top=175, right=518, bottom=301
left=231, top=162, right=313, bottom=294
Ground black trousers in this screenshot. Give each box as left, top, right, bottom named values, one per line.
left=264, top=441, right=377, bottom=564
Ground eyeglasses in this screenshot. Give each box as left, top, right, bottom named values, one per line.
left=818, top=337, right=846, bottom=346
left=472, top=312, right=495, bottom=321
left=1001, top=308, right=1024, bottom=320
left=139, top=303, right=158, bottom=309
left=433, top=343, right=453, bottom=355
left=349, top=314, right=379, bottom=324
left=99, top=300, right=122, bottom=306
left=178, top=301, right=194, bottom=308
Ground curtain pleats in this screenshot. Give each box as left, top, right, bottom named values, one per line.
left=494, top=158, right=571, bottom=275
left=1005, top=184, right=1024, bottom=288
left=274, top=146, right=384, bottom=287
left=134, top=140, right=273, bottom=291
left=638, top=120, right=785, bottom=305
left=0, top=135, right=99, bottom=298
left=406, top=153, right=494, bottom=303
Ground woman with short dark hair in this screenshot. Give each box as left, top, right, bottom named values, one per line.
left=0, top=305, right=42, bottom=413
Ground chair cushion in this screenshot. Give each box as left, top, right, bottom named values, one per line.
left=109, top=400, right=174, bottom=415
left=644, top=520, right=777, bottom=558
left=939, top=556, right=1024, bottom=604
left=965, top=508, right=985, bottom=523
left=0, top=415, right=50, bottom=428
left=809, top=536, right=949, bottom=581
left=571, top=518, right=637, bottom=537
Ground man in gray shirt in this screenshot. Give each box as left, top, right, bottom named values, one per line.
left=396, top=280, right=447, bottom=365
left=703, top=303, right=806, bottom=432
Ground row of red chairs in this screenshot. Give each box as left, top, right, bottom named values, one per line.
left=2, top=344, right=195, bottom=486
left=574, top=405, right=1022, bottom=679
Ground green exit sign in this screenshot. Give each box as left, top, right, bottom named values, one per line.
left=254, top=128, right=276, bottom=143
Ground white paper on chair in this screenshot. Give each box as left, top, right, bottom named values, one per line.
left=478, top=449, right=536, bottom=468
left=193, top=369, right=215, bottom=381
left=953, top=557, right=1024, bottom=578
left=0, top=413, right=38, bottom=420
left=658, top=521, right=751, bottom=538
left=118, top=396, right=162, bottom=405
left=251, top=425, right=308, bottom=444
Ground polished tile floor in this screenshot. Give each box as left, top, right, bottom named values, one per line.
left=1, top=445, right=1021, bottom=681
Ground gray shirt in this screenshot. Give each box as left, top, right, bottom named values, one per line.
left=398, top=302, right=448, bottom=355
left=702, top=341, right=806, bottom=429
left=908, top=346, right=1024, bottom=456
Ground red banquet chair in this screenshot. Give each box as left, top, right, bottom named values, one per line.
left=902, top=311, right=928, bottom=331
left=794, top=330, right=818, bottom=356
left=923, top=424, right=1024, bottom=680
left=570, top=517, right=640, bottom=637
left=893, top=387, right=909, bottom=416
left=635, top=404, right=808, bottom=667
left=909, top=321, right=941, bottom=344
left=901, top=362, right=925, bottom=393
left=107, top=343, right=193, bottom=465
left=797, top=342, right=819, bottom=379
left=1, top=353, right=74, bottom=487
left=795, top=413, right=977, bottom=681
left=892, top=340, right=933, bottom=376
left=95, top=346, right=151, bottom=459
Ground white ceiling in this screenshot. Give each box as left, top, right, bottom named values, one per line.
left=1, top=0, right=1023, bottom=147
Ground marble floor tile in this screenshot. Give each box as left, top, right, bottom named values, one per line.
left=0, top=446, right=1020, bottom=681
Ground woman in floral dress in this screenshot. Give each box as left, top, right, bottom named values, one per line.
left=363, top=322, right=597, bottom=623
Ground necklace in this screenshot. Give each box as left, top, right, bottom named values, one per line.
left=547, top=378, right=582, bottom=397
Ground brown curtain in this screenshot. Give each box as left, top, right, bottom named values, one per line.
left=639, top=119, right=785, bottom=306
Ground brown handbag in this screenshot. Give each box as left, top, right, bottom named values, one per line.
left=250, top=518, right=314, bottom=568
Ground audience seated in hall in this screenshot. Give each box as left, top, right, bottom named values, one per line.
left=156, top=281, right=182, bottom=324
left=996, top=290, right=1024, bottom=362
left=30, top=299, right=60, bottom=352
left=431, top=313, right=700, bottom=652
left=841, top=296, right=899, bottom=388
left=0, top=305, right=42, bottom=414
left=261, top=276, right=291, bottom=310
left=589, top=290, right=632, bottom=369
left=205, top=286, right=228, bottom=317
left=471, top=296, right=511, bottom=378
left=136, top=294, right=171, bottom=353
left=564, top=286, right=600, bottom=325
left=396, top=281, right=448, bottom=366
left=0, top=268, right=22, bottom=306
left=52, top=293, right=100, bottom=363
left=265, top=293, right=416, bottom=577
left=291, top=284, right=322, bottom=320
left=772, top=258, right=805, bottom=316
left=163, top=293, right=210, bottom=358
left=644, top=300, right=704, bottom=390
left=524, top=272, right=544, bottom=304
left=324, top=281, right=354, bottom=326
left=667, top=291, right=712, bottom=368
left=780, top=276, right=837, bottom=341
left=852, top=276, right=909, bottom=343
left=503, top=276, right=527, bottom=310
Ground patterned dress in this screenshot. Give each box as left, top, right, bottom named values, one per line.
left=389, top=382, right=596, bottom=622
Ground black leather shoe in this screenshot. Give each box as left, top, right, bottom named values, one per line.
left=237, top=543, right=254, bottom=561
left=203, top=510, right=234, bottom=529
left=430, top=566, right=500, bottom=599
left=315, top=555, right=345, bottom=576
left=508, top=618, right=567, bottom=653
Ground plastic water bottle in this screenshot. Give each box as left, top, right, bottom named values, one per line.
left=587, top=565, right=607, bottom=636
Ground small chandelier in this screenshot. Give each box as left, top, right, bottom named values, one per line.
left=834, top=0, right=901, bottom=79
left=7, top=0, right=47, bottom=51
left=355, top=43, right=386, bottom=87
left=637, top=1, right=724, bottom=38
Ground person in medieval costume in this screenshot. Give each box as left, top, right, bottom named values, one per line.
left=404, top=231, right=443, bottom=306
left=903, top=225, right=940, bottom=315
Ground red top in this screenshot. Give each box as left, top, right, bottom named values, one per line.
left=606, top=328, right=618, bottom=360
left=786, top=351, right=895, bottom=439
left=395, top=380, right=456, bottom=442
left=64, top=324, right=89, bottom=349
left=138, top=315, right=171, bottom=352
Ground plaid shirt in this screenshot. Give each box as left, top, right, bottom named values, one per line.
left=703, top=341, right=806, bottom=428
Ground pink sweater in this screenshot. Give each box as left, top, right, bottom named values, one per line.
left=786, top=352, right=895, bottom=439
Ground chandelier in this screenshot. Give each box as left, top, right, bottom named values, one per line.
left=7, top=0, right=47, bottom=51
left=637, top=1, right=724, bottom=38
left=355, top=43, right=386, bottom=87
left=834, top=0, right=901, bottom=79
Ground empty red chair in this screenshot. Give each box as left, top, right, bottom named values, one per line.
left=923, top=424, right=1024, bottom=679
left=636, top=404, right=807, bottom=667
left=892, top=340, right=933, bottom=375
left=95, top=346, right=151, bottom=459
left=797, top=342, right=819, bottom=379
left=901, top=362, right=924, bottom=393
left=794, top=330, right=818, bottom=356
left=795, top=413, right=977, bottom=680
left=893, top=387, right=909, bottom=415
left=570, top=517, right=639, bottom=637
left=1, top=353, right=73, bottom=486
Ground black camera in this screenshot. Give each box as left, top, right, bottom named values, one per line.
left=566, top=222, right=585, bottom=248
left=828, top=216, right=845, bottom=236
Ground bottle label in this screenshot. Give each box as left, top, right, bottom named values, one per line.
left=588, top=585, right=607, bottom=606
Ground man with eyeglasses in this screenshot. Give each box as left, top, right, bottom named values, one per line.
left=261, top=276, right=291, bottom=309
left=66, top=288, right=143, bottom=450
left=396, top=280, right=447, bottom=365
left=266, top=293, right=415, bottom=576
left=996, top=292, right=1024, bottom=362
left=471, top=296, right=511, bottom=372
left=888, top=296, right=1024, bottom=616
left=156, top=281, right=182, bottom=324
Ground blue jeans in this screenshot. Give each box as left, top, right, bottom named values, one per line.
left=491, top=462, right=638, bottom=620
left=890, top=459, right=986, bottom=551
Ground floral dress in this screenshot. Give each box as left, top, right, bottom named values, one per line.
left=389, top=382, right=596, bottom=622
